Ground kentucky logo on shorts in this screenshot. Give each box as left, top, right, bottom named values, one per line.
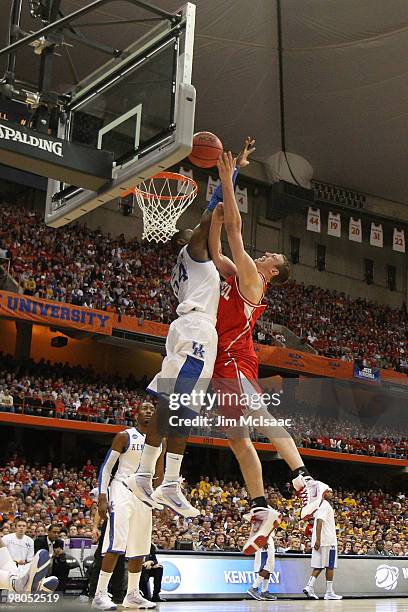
left=192, top=342, right=205, bottom=359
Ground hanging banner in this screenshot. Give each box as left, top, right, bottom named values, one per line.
left=177, top=166, right=194, bottom=194
left=393, top=228, right=405, bottom=253
left=349, top=217, right=362, bottom=243
left=306, top=207, right=321, bottom=233
left=235, top=185, right=248, bottom=214
left=206, top=176, right=220, bottom=202
left=0, top=291, right=113, bottom=335
left=370, top=222, right=383, bottom=248
left=327, top=211, right=341, bottom=237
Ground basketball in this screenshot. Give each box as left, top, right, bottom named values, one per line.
left=188, top=131, right=223, bottom=168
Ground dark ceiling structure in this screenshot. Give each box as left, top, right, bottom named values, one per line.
left=2, top=0, right=408, bottom=204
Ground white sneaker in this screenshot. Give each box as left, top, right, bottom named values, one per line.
left=324, top=592, right=343, bottom=600
left=151, top=479, right=200, bottom=518
left=125, top=473, right=163, bottom=510
left=38, top=576, right=59, bottom=592
left=92, top=591, right=117, bottom=610
left=303, top=586, right=319, bottom=600
left=122, top=590, right=156, bottom=608
left=13, top=550, right=51, bottom=593
left=293, top=477, right=330, bottom=519
left=243, top=507, right=281, bottom=555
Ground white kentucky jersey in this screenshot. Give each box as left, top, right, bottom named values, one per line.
left=171, top=245, right=220, bottom=321
left=114, top=427, right=146, bottom=482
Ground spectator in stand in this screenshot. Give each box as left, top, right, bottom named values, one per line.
left=34, top=525, right=69, bottom=593
left=2, top=519, right=34, bottom=567
left=1, top=202, right=408, bottom=371
left=367, top=540, right=388, bottom=556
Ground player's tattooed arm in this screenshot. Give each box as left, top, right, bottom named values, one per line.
left=98, top=431, right=128, bottom=521
left=208, top=203, right=237, bottom=279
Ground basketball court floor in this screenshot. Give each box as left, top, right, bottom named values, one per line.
left=6, top=598, right=408, bottom=611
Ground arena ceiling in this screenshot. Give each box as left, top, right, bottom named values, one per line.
left=2, top=0, right=408, bottom=204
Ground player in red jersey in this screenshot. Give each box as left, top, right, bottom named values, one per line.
left=209, top=148, right=329, bottom=554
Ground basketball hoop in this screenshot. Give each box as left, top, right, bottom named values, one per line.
left=133, top=172, right=198, bottom=243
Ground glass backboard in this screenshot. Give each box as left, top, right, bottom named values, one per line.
left=45, top=2, right=196, bottom=227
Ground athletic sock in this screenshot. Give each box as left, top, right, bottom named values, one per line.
left=137, top=444, right=162, bottom=476
left=292, top=466, right=312, bottom=480
left=307, top=576, right=316, bottom=588
left=326, top=580, right=334, bottom=594
left=251, top=496, right=268, bottom=509
left=163, top=452, right=183, bottom=484
left=0, top=547, right=18, bottom=575
left=95, top=570, right=112, bottom=595
left=261, top=579, right=269, bottom=592
left=253, top=576, right=263, bottom=589
left=126, top=571, right=141, bottom=596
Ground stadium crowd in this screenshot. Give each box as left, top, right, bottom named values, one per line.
left=0, top=457, right=406, bottom=558
left=0, top=354, right=406, bottom=460
left=1, top=204, right=408, bottom=372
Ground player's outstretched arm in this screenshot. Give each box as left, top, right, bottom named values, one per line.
left=187, top=137, right=256, bottom=263
left=218, top=152, right=263, bottom=304
left=97, top=431, right=127, bottom=521
left=208, top=203, right=237, bottom=279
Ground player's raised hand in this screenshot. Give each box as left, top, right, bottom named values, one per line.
left=213, top=202, right=224, bottom=224
left=217, top=151, right=236, bottom=183
left=237, top=136, right=256, bottom=168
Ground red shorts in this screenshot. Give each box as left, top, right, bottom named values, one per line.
left=212, top=353, right=260, bottom=419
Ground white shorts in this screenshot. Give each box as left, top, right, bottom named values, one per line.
left=254, top=541, right=275, bottom=573
left=311, top=545, right=337, bottom=569
left=102, top=479, right=152, bottom=559
left=148, top=312, right=217, bottom=412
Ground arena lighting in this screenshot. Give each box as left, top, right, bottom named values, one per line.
left=313, top=180, right=366, bottom=210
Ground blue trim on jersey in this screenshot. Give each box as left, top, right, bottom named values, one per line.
left=106, top=549, right=125, bottom=555
left=108, top=511, right=115, bottom=550
left=98, top=448, right=112, bottom=494
left=259, top=551, right=268, bottom=571
left=207, top=168, right=239, bottom=210
left=174, top=354, right=205, bottom=396
left=124, top=430, right=131, bottom=453
left=186, top=246, right=211, bottom=263
left=328, top=547, right=336, bottom=569
left=125, top=555, right=145, bottom=560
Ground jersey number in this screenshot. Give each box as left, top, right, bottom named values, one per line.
left=220, top=281, right=232, bottom=301
left=171, top=262, right=188, bottom=296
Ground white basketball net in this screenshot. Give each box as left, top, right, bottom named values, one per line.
left=134, top=172, right=198, bottom=243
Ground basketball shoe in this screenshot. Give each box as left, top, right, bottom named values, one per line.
left=247, top=587, right=263, bottom=600
left=92, top=591, right=117, bottom=610
left=125, top=473, right=163, bottom=510
left=151, top=478, right=200, bottom=518
left=122, top=590, right=156, bottom=609
left=242, top=507, right=281, bottom=555
left=12, top=550, right=52, bottom=593
left=324, top=592, right=343, bottom=600
left=292, top=476, right=330, bottom=519
left=303, top=586, right=319, bottom=600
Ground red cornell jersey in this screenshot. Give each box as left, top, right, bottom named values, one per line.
left=214, top=273, right=267, bottom=380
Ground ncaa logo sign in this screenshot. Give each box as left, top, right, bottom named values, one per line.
left=161, top=561, right=181, bottom=592
left=375, top=565, right=399, bottom=591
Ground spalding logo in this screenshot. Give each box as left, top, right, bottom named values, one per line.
left=161, top=561, right=181, bottom=592
left=375, top=565, right=399, bottom=591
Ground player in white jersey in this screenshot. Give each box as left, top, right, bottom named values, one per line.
left=127, top=138, right=255, bottom=518
left=303, top=489, right=342, bottom=600
left=0, top=497, right=58, bottom=594
left=92, top=402, right=165, bottom=611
